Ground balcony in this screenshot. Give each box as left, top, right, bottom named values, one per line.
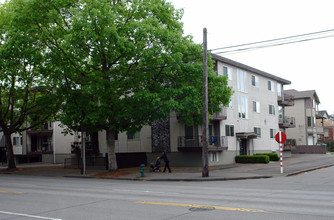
left=26, top=123, right=53, bottom=136
left=278, top=94, right=294, bottom=106
left=279, top=116, right=296, bottom=128
left=210, top=108, right=227, bottom=121
left=177, top=136, right=228, bottom=152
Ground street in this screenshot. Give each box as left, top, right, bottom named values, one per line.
left=1, top=166, right=334, bottom=220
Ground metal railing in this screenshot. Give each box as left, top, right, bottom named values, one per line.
left=177, top=136, right=228, bottom=148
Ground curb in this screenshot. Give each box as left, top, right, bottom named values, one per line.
left=285, top=163, right=334, bottom=177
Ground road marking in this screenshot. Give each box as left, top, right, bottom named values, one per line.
left=0, top=211, right=62, bottom=220
left=136, top=201, right=267, bottom=213
left=0, top=190, right=24, bottom=194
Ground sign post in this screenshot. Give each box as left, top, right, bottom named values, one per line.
left=275, top=131, right=287, bottom=174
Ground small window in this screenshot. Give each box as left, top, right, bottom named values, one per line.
left=269, top=105, right=275, bottom=115
left=185, top=125, right=194, bottom=139
left=268, top=81, right=274, bottom=91
left=225, top=125, right=234, bottom=137
left=13, top=137, right=21, bottom=146
left=251, top=75, right=259, bottom=87
left=270, top=129, right=276, bottom=138
left=127, top=131, right=140, bottom=140
left=253, top=101, right=260, bottom=113
left=254, top=127, right=261, bottom=138
left=307, top=117, right=312, bottom=127
left=222, top=66, right=232, bottom=80
left=211, top=152, right=219, bottom=162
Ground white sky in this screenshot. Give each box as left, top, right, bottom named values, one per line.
left=169, top=0, right=334, bottom=114
left=1, top=0, right=334, bottom=112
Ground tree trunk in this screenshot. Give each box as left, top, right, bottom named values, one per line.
left=4, top=131, right=16, bottom=170
left=106, top=129, right=118, bottom=171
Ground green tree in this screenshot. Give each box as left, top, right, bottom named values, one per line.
left=0, top=0, right=60, bottom=170
left=22, top=0, right=232, bottom=171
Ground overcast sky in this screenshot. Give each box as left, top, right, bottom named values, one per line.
left=1, top=0, right=334, bottom=113
left=169, top=0, right=334, bottom=114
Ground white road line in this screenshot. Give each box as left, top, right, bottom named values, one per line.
left=0, top=211, right=62, bottom=220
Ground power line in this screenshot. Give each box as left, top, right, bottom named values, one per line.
left=214, top=33, right=334, bottom=55
left=210, top=28, right=334, bottom=53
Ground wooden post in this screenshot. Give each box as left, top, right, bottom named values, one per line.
left=202, top=28, right=209, bottom=177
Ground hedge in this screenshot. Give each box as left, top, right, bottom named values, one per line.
left=235, top=155, right=270, bottom=164
left=255, top=153, right=279, bottom=161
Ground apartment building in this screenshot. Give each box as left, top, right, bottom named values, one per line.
left=1, top=122, right=77, bottom=164
left=316, top=110, right=334, bottom=142
left=284, top=89, right=321, bottom=146
left=97, top=54, right=292, bottom=167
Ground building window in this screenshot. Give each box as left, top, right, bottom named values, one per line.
left=238, top=95, right=248, bottom=118
left=237, top=69, right=247, bottom=93
left=277, top=83, right=282, bottom=97
left=211, top=152, right=219, bottom=162
left=268, top=81, right=274, bottom=91
left=185, top=125, right=194, bottom=139
left=270, top=129, right=276, bottom=138
left=253, top=101, right=260, bottom=113
left=269, top=105, right=275, bottom=115
left=251, top=75, right=259, bottom=87
left=254, top=127, right=261, bottom=138
left=222, top=66, right=232, bottom=80
left=127, top=131, right=140, bottom=140
left=278, top=106, right=283, bottom=120
left=307, top=117, right=315, bottom=127
left=225, top=125, right=234, bottom=136
left=13, top=137, right=22, bottom=146
left=228, top=96, right=233, bottom=108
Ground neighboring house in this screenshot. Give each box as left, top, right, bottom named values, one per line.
left=284, top=89, right=321, bottom=146
left=98, top=54, right=292, bottom=167
left=317, top=110, right=334, bottom=142
left=7, top=122, right=78, bottom=164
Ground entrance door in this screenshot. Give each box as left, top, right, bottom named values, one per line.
left=239, top=139, right=248, bottom=155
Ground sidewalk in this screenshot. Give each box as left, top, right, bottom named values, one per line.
left=1, top=154, right=334, bottom=181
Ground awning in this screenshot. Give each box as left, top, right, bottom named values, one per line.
left=236, top=132, right=258, bottom=139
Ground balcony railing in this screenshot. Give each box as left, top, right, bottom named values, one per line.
left=279, top=116, right=296, bottom=128
left=278, top=94, right=294, bottom=106
left=177, top=136, right=228, bottom=152
left=210, top=107, right=227, bottom=121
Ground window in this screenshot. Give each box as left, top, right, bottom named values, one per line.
left=222, top=66, right=232, bottom=80
left=13, top=137, right=22, bottom=145
left=278, top=106, right=283, bottom=119
left=269, top=105, right=275, bottom=115
left=270, top=129, right=276, bottom=138
left=237, top=69, right=247, bottom=93
left=254, top=127, right=261, bottom=138
left=307, top=117, right=314, bottom=127
left=127, top=131, right=140, bottom=140
left=238, top=95, right=248, bottom=118
left=211, top=152, right=219, bottom=162
left=268, top=81, right=274, bottom=91
left=277, top=83, right=282, bottom=97
left=228, top=96, right=233, bottom=108
left=251, top=75, right=259, bottom=87
left=185, top=125, right=194, bottom=139
left=225, top=125, right=234, bottom=136
left=253, top=101, right=260, bottom=113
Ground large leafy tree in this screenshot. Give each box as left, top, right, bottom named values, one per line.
left=20, top=0, right=232, bottom=171
left=0, top=0, right=60, bottom=170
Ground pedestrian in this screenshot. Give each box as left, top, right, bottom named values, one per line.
left=160, top=151, right=171, bottom=173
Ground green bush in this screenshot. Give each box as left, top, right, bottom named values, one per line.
left=255, top=153, right=279, bottom=161
left=235, top=155, right=270, bottom=164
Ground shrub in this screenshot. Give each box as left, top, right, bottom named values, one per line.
left=235, top=155, right=270, bottom=164
left=255, top=153, right=279, bottom=161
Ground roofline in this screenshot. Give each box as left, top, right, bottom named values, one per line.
left=211, top=53, right=291, bottom=85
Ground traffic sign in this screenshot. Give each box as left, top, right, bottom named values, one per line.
left=275, top=131, right=287, bottom=144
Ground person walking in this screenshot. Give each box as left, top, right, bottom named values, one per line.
left=160, top=151, right=171, bottom=173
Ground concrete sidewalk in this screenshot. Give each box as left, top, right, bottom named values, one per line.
left=1, top=154, right=334, bottom=181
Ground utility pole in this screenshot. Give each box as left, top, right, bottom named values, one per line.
left=202, top=27, right=209, bottom=177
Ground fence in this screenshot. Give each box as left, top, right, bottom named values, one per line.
left=291, top=145, right=326, bottom=154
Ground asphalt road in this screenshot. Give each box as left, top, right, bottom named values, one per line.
left=1, top=166, right=334, bottom=220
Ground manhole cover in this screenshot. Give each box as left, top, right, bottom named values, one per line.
left=189, top=206, right=215, bottom=212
